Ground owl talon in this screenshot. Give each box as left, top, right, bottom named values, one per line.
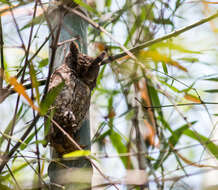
left=64, top=111, right=75, bottom=121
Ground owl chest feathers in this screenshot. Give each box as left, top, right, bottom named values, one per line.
left=49, top=63, right=91, bottom=131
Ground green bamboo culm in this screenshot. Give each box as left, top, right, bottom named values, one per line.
left=47, top=1, right=91, bottom=190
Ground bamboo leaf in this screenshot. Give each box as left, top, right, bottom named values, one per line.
left=105, top=0, right=112, bottom=7
left=184, top=93, right=201, bottom=103
left=38, top=58, right=48, bottom=68
left=5, top=75, right=39, bottom=112
left=183, top=129, right=218, bottom=159
left=138, top=50, right=188, bottom=72
left=0, top=183, right=12, bottom=190
left=21, top=14, right=44, bottom=31
left=20, top=124, right=43, bottom=150
left=159, top=79, right=181, bottom=93
left=0, top=105, right=24, bottom=147
left=0, top=161, right=31, bottom=181
left=29, top=64, right=40, bottom=105
left=152, top=18, right=174, bottom=26
left=110, top=129, right=128, bottom=168
left=72, top=0, right=98, bottom=14
left=39, top=81, right=64, bottom=115
left=205, top=89, right=218, bottom=93
left=169, top=121, right=197, bottom=146
left=63, top=150, right=91, bottom=158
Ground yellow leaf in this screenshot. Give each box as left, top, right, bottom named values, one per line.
left=184, top=94, right=201, bottom=103
left=107, top=109, right=116, bottom=119
left=143, top=120, right=156, bottom=147
left=138, top=50, right=188, bottom=72
left=6, top=75, right=39, bottom=112
left=203, top=1, right=218, bottom=4
left=63, top=150, right=91, bottom=158
left=94, top=42, right=106, bottom=51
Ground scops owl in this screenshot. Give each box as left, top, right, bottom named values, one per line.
left=47, top=41, right=105, bottom=155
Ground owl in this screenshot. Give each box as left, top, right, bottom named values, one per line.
left=46, top=41, right=105, bottom=155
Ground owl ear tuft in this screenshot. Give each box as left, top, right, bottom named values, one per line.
left=92, top=51, right=106, bottom=66
left=70, top=41, right=80, bottom=57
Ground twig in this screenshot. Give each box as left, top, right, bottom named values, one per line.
left=6, top=164, right=22, bottom=190
left=63, top=5, right=137, bottom=61
left=5, top=10, right=218, bottom=98
left=0, top=16, right=4, bottom=89
left=5, top=0, right=38, bottom=152
left=24, top=2, right=42, bottom=188
left=0, top=114, right=40, bottom=173
left=57, top=37, right=78, bottom=46
left=135, top=98, right=218, bottom=109
left=42, top=6, right=63, bottom=96
left=101, top=11, right=218, bottom=65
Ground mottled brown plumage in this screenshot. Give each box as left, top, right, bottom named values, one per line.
left=47, top=41, right=105, bottom=155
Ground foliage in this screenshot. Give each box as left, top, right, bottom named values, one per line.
left=0, top=0, right=218, bottom=189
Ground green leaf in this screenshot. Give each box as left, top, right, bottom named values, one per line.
left=92, top=129, right=110, bottom=143
left=73, top=0, right=99, bottom=15
left=40, top=81, right=64, bottom=115
left=183, top=129, right=218, bottom=159
left=151, top=42, right=201, bottom=54
left=110, top=129, right=128, bottom=168
left=63, top=150, right=91, bottom=158
left=205, top=89, right=218, bottom=93
left=159, top=79, right=181, bottom=93
left=169, top=121, right=197, bottom=146
left=21, top=14, right=44, bottom=31
left=0, top=105, right=24, bottom=147
left=38, top=58, right=48, bottom=68
left=0, top=183, right=12, bottom=190
left=152, top=18, right=174, bottom=26
left=29, top=63, right=40, bottom=104
left=0, top=161, right=31, bottom=181
left=96, top=64, right=106, bottom=87
left=154, top=121, right=196, bottom=170
left=43, top=110, right=54, bottom=146
left=105, top=0, right=112, bottom=7
left=125, top=109, right=135, bottom=120
left=178, top=57, right=199, bottom=63
left=204, top=77, right=218, bottom=82
left=20, top=124, right=43, bottom=150
left=161, top=62, right=168, bottom=74
left=124, top=16, right=142, bottom=46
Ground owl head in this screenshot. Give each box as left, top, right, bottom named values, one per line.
left=66, top=41, right=106, bottom=89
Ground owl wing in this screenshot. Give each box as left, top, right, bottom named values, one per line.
left=48, top=64, right=73, bottom=89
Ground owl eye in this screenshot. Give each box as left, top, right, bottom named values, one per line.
left=70, top=41, right=80, bottom=57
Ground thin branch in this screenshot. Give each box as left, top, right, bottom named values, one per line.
left=6, top=164, right=22, bottom=190
left=63, top=5, right=137, bottom=61
left=0, top=114, right=40, bottom=172
left=42, top=8, right=63, bottom=96
left=101, top=11, right=218, bottom=65
left=24, top=2, right=42, bottom=187
left=135, top=98, right=218, bottom=109
left=4, top=11, right=218, bottom=98
left=0, top=16, right=4, bottom=89
left=15, top=33, right=52, bottom=80
left=5, top=0, right=38, bottom=152
left=57, top=37, right=78, bottom=47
